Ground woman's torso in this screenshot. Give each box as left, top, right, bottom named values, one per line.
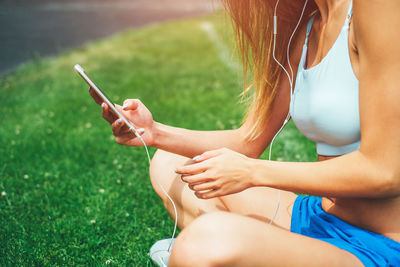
left=290, top=1, right=400, bottom=242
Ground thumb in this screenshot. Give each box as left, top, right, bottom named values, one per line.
left=122, top=99, right=140, bottom=111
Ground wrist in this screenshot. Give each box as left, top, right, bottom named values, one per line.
left=248, top=158, right=266, bottom=187
left=151, top=121, right=164, bottom=148
left=247, top=157, right=258, bottom=187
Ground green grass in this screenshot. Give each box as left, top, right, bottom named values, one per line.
left=0, top=12, right=316, bottom=266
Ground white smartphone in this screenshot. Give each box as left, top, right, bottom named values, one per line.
left=74, top=64, right=137, bottom=132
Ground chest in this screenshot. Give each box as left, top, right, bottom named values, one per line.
left=306, top=17, right=359, bottom=79
left=290, top=16, right=361, bottom=156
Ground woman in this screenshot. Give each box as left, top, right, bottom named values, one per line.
left=90, top=0, right=400, bottom=265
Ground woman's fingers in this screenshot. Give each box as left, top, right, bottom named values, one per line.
left=89, top=87, right=103, bottom=105
left=176, top=161, right=210, bottom=176
left=101, top=103, right=117, bottom=123
left=112, top=125, right=145, bottom=145
left=114, top=104, right=145, bottom=134
left=101, top=103, right=111, bottom=122
left=111, top=118, right=126, bottom=136
left=115, top=104, right=129, bottom=119
left=115, top=104, right=134, bottom=127
left=192, top=148, right=227, bottom=163
left=115, top=132, right=135, bottom=145
left=180, top=171, right=212, bottom=184
left=122, top=99, right=140, bottom=111
left=190, top=181, right=219, bottom=192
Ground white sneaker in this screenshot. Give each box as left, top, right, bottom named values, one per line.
left=149, top=238, right=176, bottom=267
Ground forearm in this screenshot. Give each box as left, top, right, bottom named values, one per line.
left=250, top=150, right=399, bottom=198
left=152, top=122, right=260, bottom=159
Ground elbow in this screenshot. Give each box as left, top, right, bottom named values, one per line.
left=376, top=169, right=400, bottom=197
left=245, top=147, right=264, bottom=159
left=358, top=150, right=400, bottom=197
left=244, top=144, right=265, bottom=159
left=238, top=145, right=262, bottom=159
left=236, top=128, right=264, bottom=159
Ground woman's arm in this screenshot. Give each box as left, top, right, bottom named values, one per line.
left=177, top=0, right=400, bottom=199
left=151, top=77, right=291, bottom=159
left=151, top=123, right=254, bottom=159
left=95, top=69, right=291, bottom=159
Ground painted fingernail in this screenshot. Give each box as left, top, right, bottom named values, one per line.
left=101, top=103, right=105, bottom=108
left=117, top=119, right=122, bottom=124
left=138, top=128, right=145, bottom=134
left=193, top=155, right=201, bottom=161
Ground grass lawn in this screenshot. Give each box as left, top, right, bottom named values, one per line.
left=0, top=12, right=316, bottom=266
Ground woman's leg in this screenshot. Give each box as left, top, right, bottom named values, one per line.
left=150, top=149, right=297, bottom=230
left=169, top=212, right=364, bottom=267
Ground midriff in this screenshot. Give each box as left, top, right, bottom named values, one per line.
left=318, top=154, right=400, bottom=243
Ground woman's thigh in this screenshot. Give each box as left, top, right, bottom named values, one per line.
left=150, top=149, right=297, bottom=230
left=170, top=212, right=363, bottom=267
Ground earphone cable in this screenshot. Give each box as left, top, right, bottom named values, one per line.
left=130, top=128, right=178, bottom=253
left=287, top=0, right=309, bottom=89
left=269, top=0, right=309, bottom=225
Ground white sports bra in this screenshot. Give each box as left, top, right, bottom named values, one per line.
left=289, top=1, right=360, bottom=156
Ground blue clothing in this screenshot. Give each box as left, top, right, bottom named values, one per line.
left=290, top=1, right=360, bottom=156
left=291, top=196, right=400, bottom=266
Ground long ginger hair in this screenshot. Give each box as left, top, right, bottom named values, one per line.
left=222, top=0, right=317, bottom=140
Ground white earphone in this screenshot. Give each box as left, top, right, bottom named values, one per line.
left=268, top=0, right=309, bottom=224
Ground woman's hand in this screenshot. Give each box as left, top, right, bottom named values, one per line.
left=89, top=87, right=155, bottom=146
left=176, top=148, right=255, bottom=199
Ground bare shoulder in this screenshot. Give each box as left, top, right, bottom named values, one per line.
left=353, top=0, right=400, bottom=62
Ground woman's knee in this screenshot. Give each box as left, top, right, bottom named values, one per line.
left=169, top=212, right=243, bottom=267
left=149, top=149, right=187, bottom=200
